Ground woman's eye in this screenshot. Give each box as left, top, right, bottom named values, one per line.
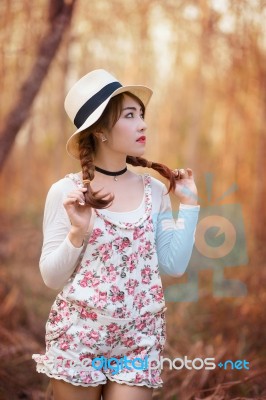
left=125, top=112, right=145, bottom=119
left=125, top=112, right=134, bottom=118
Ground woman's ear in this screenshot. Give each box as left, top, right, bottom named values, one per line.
left=94, top=131, right=107, bottom=142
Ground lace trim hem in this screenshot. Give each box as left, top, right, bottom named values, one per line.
left=35, top=365, right=106, bottom=387
left=107, top=375, right=163, bottom=389
left=35, top=364, right=163, bottom=389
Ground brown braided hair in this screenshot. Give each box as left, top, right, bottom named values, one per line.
left=78, top=92, right=178, bottom=209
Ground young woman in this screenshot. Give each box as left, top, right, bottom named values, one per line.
left=33, top=69, right=200, bottom=400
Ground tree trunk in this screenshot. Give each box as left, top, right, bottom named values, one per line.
left=0, top=0, right=76, bottom=172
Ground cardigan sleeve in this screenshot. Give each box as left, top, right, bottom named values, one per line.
left=39, top=180, right=84, bottom=290
left=154, top=184, right=200, bottom=277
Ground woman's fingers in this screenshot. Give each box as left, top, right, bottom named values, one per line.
left=173, top=168, right=193, bottom=179
left=65, top=197, right=84, bottom=206
left=63, top=188, right=87, bottom=207
left=186, top=168, right=193, bottom=177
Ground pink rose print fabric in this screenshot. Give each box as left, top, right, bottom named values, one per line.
left=33, top=174, right=167, bottom=388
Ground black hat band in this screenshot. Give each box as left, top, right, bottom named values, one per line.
left=74, top=81, right=122, bottom=129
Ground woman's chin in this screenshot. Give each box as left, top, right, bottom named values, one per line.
left=127, top=149, right=146, bottom=158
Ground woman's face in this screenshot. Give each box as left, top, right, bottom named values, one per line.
left=102, top=94, right=147, bottom=157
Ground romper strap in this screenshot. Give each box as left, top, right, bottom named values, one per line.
left=72, top=208, right=96, bottom=275
left=65, top=173, right=84, bottom=189
left=143, top=173, right=153, bottom=216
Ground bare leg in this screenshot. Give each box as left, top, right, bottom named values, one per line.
left=51, top=378, right=103, bottom=400
left=102, top=380, right=153, bottom=400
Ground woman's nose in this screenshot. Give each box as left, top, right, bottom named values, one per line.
left=138, top=118, right=147, bottom=131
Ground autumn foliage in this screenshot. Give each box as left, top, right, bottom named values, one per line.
left=0, top=0, right=265, bottom=399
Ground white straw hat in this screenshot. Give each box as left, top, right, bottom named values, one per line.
left=64, top=69, right=153, bottom=159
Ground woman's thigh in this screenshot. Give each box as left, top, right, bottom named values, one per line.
left=102, top=380, right=153, bottom=400
left=51, top=378, right=103, bottom=400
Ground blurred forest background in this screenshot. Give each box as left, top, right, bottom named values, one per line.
left=0, top=0, right=265, bottom=399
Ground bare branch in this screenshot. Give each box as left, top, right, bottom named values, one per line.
left=0, top=0, right=77, bottom=172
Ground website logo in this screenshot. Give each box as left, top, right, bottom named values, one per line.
left=161, top=172, right=248, bottom=302
left=88, top=356, right=250, bottom=373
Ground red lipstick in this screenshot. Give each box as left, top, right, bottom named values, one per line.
left=137, top=136, right=146, bottom=143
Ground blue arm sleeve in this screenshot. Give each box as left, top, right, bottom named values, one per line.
left=153, top=192, right=200, bottom=277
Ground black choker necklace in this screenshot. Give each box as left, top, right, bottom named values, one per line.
left=95, top=165, right=127, bottom=181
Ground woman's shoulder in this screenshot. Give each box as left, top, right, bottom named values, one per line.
left=129, top=171, right=165, bottom=191
left=47, top=173, right=79, bottom=197
left=148, top=174, right=167, bottom=194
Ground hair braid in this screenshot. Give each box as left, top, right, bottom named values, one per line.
left=126, top=156, right=177, bottom=194
left=79, top=132, right=114, bottom=209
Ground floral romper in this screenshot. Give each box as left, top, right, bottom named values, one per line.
left=33, top=173, right=167, bottom=388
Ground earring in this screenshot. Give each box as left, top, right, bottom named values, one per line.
left=101, top=136, right=107, bottom=142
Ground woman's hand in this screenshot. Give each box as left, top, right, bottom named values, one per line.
left=172, top=168, right=198, bottom=206
left=63, top=188, right=92, bottom=247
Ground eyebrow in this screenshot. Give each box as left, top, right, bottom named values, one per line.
left=122, top=106, right=143, bottom=112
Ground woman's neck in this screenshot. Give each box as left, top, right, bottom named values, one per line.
left=93, top=155, right=127, bottom=171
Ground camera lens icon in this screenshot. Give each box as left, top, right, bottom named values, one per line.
left=195, top=215, right=236, bottom=259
